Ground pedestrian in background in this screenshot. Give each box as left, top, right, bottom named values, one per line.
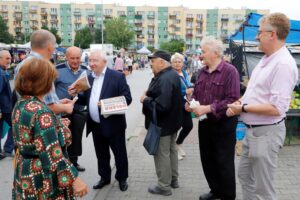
left=0, top=50, right=14, bottom=160
left=186, top=36, right=240, bottom=200
left=227, top=12, right=298, bottom=200
left=171, top=52, right=193, bottom=160
left=141, top=50, right=183, bottom=196
left=55, top=46, right=89, bottom=172
left=12, top=58, right=88, bottom=199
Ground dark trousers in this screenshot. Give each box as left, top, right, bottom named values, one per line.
left=198, top=117, right=237, bottom=200
left=67, top=110, right=86, bottom=165
left=0, top=113, right=14, bottom=154
left=176, top=109, right=193, bottom=144
left=91, top=124, right=128, bottom=182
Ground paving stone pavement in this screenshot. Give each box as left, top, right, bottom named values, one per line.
left=93, top=120, right=300, bottom=200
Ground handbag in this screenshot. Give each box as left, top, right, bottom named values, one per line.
left=143, top=102, right=161, bottom=155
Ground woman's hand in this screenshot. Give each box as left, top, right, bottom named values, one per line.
left=73, top=177, right=89, bottom=198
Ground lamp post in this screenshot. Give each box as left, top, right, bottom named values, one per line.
left=101, top=0, right=104, bottom=45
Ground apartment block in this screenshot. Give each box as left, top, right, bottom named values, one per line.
left=0, top=1, right=268, bottom=49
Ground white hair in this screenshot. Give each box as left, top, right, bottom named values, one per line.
left=171, top=52, right=184, bottom=63
left=200, top=36, right=224, bottom=57
left=89, top=49, right=107, bottom=61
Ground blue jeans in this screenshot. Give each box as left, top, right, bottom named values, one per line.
left=0, top=113, right=14, bottom=154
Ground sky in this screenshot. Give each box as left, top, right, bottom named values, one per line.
left=26, top=0, right=300, bottom=20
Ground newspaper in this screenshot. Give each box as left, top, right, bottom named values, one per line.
left=70, top=71, right=91, bottom=93
left=187, top=98, right=207, bottom=121
left=100, top=96, right=128, bottom=118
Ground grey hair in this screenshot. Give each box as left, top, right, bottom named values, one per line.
left=30, top=29, right=56, bottom=49
left=171, top=52, right=184, bottom=63
left=200, top=36, right=224, bottom=57
left=90, top=49, right=107, bottom=61
left=0, top=50, right=10, bottom=58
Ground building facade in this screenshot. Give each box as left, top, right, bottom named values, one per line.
left=0, top=1, right=268, bottom=49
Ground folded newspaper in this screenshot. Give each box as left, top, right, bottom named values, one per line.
left=70, top=71, right=91, bottom=93
left=189, top=99, right=207, bottom=121
left=100, top=96, right=128, bottom=118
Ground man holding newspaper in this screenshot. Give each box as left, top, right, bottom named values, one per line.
left=55, top=46, right=89, bottom=172
left=68, top=49, right=132, bottom=192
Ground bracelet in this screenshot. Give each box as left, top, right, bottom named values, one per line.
left=242, top=104, right=248, bottom=113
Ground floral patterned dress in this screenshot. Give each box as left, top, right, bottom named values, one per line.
left=12, top=96, right=78, bottom=200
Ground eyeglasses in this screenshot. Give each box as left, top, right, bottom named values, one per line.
left=257, top=30, right=273, bottom=36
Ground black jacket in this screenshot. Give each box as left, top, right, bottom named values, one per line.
left=143, top=67, right=183, bottom=136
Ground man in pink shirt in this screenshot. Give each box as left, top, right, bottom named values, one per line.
left=114, top=54, right=124, bottom=72
left=227, top=13, right=298, bottom=200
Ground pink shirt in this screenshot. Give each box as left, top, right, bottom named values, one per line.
left=114, top=57, right=124, bottom=71
left=240, top=46, right=298, bottom=125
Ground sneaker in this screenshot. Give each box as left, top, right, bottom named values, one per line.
left=178, top=154, right=183, bottom=160
left=148, top=185, right=172, bottom=196
left=177, top=145, right=186, bottom=157
left=171, top=180, right=179, bottom=189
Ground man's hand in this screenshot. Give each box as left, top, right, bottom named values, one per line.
left=59, top=98, right=73, bottom=104
left=68, top=85, right=77, bottom=97
left=140, top=92, right=147, bottom=103
left=185, top=102, right=192, bottom=112
left=186, top=88, right=194, bottom=96
left=226, top=100, right=242, bottom=117
left=193, top=105, right=211, bottom=117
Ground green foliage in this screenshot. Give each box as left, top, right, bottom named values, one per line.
left=0, top=16, right=14, bottom=43
left=41, top=25, right=49, bottom=30
left=147, top=46, right=155, bottom=52
left=94, top=28, right=106, bottom=44
left=160, top=39, right=185, bottom=54
left=49, top=27, right=61, bottom=45
left=104, top=18, right=135, bottom=49
left=74, top=27, right=93, bottom=49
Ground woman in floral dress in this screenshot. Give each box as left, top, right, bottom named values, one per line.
left=12, top=58, right=88, bottom=200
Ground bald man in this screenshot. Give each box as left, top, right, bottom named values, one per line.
left=55, top=46, right=89, bottom=172
left=0, top=50, right=14, bottom=160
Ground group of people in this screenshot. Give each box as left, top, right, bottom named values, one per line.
left=0, top=12, right=298, bottom=200
left=141, top=12, right=298, bottom=200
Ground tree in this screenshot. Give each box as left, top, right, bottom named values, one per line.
left=41, top=26, right=61, bottom=45
left=74, top=27, right=93, bottom=49
left=160, top=39, right=185, bottom=54
left=104, top=18, right=135, bottom=49
left=94, top=28, right=106, bottom=44
left=0, top=16, right=14, bottom=43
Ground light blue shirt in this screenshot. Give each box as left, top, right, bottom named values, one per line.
left=89, top=67, right=107, bottom=123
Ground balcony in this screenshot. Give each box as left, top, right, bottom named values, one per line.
left=74, top=11, right=81, bottom=16
left=119, top=14, right=127, bottom=18
left=74, top=19, right=81, bottom=24
left=14, top=16, right=22, bottom=21
left=50, top=19, right=58, bottom=23
left=134, top=20, right=143, bottom=26
left=186, top=26, right=193, bottom=30
left=14, top=10, right=22, bottom=14
left=147, top=38, right=154, bottom=42
left=168, top=32, right=176, bottom=35
left=2, top=16, right=8, bottom=21
left=40, top=11, right=48, bottom=16
left=88, top=19, right=95, bottom=24
left=29, top=9, right=38, bottom=14
left=148, top=23, right=155, bottom=27
left=185, top=40, right=192, bottom=45
left=134, top=27, right=143, bottom=32
left=147, top=14, right=155, bottom=19
left=186, top=17, right=194, bottom=22
left=147, top=31, right=155, bottom=35
left=41, top=22, right=48, bottom=27
left=169, top=14, right=176, bottom=19
left=0, top=9, right=8, bottom=13
left=30, top=24, right=39, bottom=30
left=169, top=24, right=176, bottom=28
left=30, top=18, right=38, bottom=22
left=137, top=34, right=144, bottom=39
left=221, top=15, right=229, bottom=21
left=104, top=14, right=112, bottom=19
left=195, top=33, right=203, bottom=38
left=14, top=27, right=22, bottom=33
left=135, top=14, right=142, bottom=19
left=196, top=18, right=203, bottom=22
left=185, top=33, right=193, bottom=38
left=14, top=23, right=22, bottom=28
left=41, top=19, right=48, bottom=23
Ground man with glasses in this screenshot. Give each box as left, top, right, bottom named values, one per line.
left=227, top=13, right=298, bottom=200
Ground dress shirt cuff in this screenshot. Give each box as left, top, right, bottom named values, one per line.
left=269, top=93, right=291, bottom=115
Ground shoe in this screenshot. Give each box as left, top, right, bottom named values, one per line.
left=171, top=180, right=179, bottom=189
left=119, top=180, right=128, bottom=191
left=178, top=154, right=183, bottom=160
left=74, top=164, right=85, bottom=172
left=0, top=154, right=6, bottom=160
left=93, top=179, right=111, bottom=189
left=199, top=192, right=220, bottom=200
left=177, top=145, right=186, bottom=157
left=148, top=185, right=172, bottom=196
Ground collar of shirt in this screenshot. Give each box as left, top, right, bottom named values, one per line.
left=29, top=51, right=44, bottom=59
left=65, top=62, right=81, bottom=74
left=259, top=46, right=286, bottom=68
left=92, top=66, right=107, bottom=78
left=203, top=59, right=225, bottom=73
left=155, top=66, right=172, bottom=78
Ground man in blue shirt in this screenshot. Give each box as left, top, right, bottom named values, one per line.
left=0, top=50, right=14, bottom=160
left=55, top=46, right=88, bottom=171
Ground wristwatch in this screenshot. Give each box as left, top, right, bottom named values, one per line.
left=242, top=104, right=248, bottom=113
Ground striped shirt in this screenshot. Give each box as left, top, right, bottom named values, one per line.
left=192, top=60, right=240, bottom=120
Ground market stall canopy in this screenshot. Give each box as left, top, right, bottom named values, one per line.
left=137, top=46, right=151, bottom=54
left=230, top=13, right=300, bottom=44
left=0, top=43, right=10, bottom=48
left=18, top=42, right=31, bottom=49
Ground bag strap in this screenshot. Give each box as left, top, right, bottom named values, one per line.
left=152, top=102, right=158, bottom=125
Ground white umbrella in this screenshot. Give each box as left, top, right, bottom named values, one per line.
left=137, top=46, right=151, bottom=54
